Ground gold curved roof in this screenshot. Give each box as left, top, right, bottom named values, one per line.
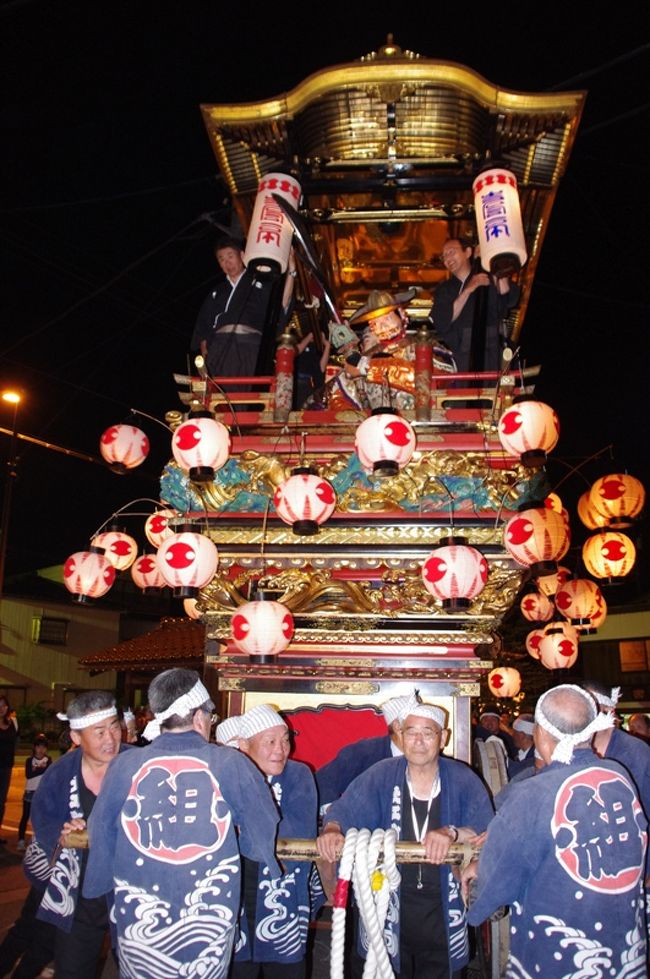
left=201, top=38, right=585, bottom=340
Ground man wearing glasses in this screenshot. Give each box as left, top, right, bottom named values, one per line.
left=317, top=696, right=493, bottom=979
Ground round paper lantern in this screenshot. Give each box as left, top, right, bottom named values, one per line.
left=156, top=527, right=218, bottom=598
left=131, top=553, right=166, bottom=592
left=231, top=599, right=294, bottom=662
left=525, top=628, right=545, bottom=660
left=538, top=622, right=579, bottom=670
left=581, top=588, right=607, bottom=634
left=63, top=546, right=116, bottom=603
left=588, top=473, right=646, bottom=529
left=355, top=409, right=416, bottom=477
left=536, top=565, right=571, bottom=598
left=520, top=589, right=554, bottom=623
left=577, top=491, right=608, bottom=531
left=172, top=412, right=230, bottom=483
left=582, top=531, right=636, bottom=580
left=421, top=539, right=488, bottom=610
left=99, top=424, right=149, bottom=473
left=472, top=167, right=528, bottom=278
left=273, top=467, right=337, bottom=535
left=503, top=507, right=570, bottom=575
left=497, top=399, right=559, bottom=467
left=145, top=509, right=178, bottom=549
left=488, top=667, right=521, bottom=699
left=91, top=529, right=137, bottom=571
left=555, top=578, right=602, bottom=626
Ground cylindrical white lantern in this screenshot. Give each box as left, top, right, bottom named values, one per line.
left=99, top=424, right=150, bottom=473
left=472, top=167, right=528, bottom=277
left=355, top=409, right=416, bottom=478
left=63, top=546, right=116, bottom=603
left=172, top=412, right=230, bottom=483
left=497, top=398, right=559, bottom=467
left=273, top=468, right=337, bottom=536
left=243, top=172, right=302, bottom=276
left=231, top=599, right=294, bottom=662
left=156, top=527, right=219, bottom=598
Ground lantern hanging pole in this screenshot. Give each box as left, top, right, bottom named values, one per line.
left=128, top=408, right=173, bottom=433
left=193, top=356, right=242, bottom=438
left=550, top=444, right=615, bottom=493
left=89, top=498, right=168, bottom=540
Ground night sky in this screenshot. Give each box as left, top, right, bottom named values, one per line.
left=1, top=3, right=648, bottom=606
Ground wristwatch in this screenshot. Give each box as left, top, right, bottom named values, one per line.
left=447, top=825, right=459, bottom=842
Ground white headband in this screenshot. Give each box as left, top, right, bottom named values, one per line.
left=216, top=716, right=242, bottom=745
left=239, top=704, right=287, bottom=740
left=382, top=693, right=419, bottom=726
left=57, top=707, right=117, bottom=730
left=592, top=686, right=621, bottom=709
left=143, top=679, right=211, bottom=741
left=513, top=718, right=535, bottom=735
left=400, top=701, right=447, bottom=730
left=535, top=685, right=614, bottom=764
left=123, top=708, right=135, bottom=723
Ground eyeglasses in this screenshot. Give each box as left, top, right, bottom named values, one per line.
left=402, top=727, right=441, bottom=742
left=200, top=708, right=219, bottom=726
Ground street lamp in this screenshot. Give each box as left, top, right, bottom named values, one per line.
left=0, top=390, right=21, bottom=596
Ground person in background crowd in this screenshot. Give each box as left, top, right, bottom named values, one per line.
left=507, top=713, right=535, bottom=778
left=318, top=696, right=493, bottom=979
left=84, top=670, right=281, bottom=979
left=465, top=684, right=648, bottom=976
left=17, top=734, right=52, bottom=852
left=232, top=703, right=321, bottom=978
left=628, top=711, right=650, bottom=745
left=0, top=694, right=19, bottom=844
left=315, top=692, right=417, bottom=814
left=472, top=704, right=516, bottom=759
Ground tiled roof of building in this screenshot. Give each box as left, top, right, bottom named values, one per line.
left=79, top=617, right=206, bottom=673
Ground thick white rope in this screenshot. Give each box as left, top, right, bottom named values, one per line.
left=330, top=827, right=358, bottom=979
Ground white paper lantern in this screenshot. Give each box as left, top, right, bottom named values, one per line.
left=588, top=473, right=646, bottom=529
left=172, top=413, right=230, bottom=482
left=421, top=540, right=488, bottom=610
left=504, top=507, right=570, bottom=574
left=273, top=468, right=337, bottom=535
left=131, top=553, right=166, bottom=592
left=488, top=667, right=521, bottom=698
left=92, top=529, right=138, bottom=571
left=99, top=424, right=149, bottom=473
left=63, top=547, right=116, bottom=603
left=243, top=172, right=302, bottom=276
left=145, top=509, right=178, bottom=549
left=520, top=589, right=554, bottom=623
left=473, top=167, right=528, bottom=277
left=497, top=399, right=559, bottom=467
left=582, top=531, right=636, bottom=580
left=355, top=410, right=416, bottom=477
left=538, top=622, right=579, bottom=670
left=156, top=528, right=218, bottom=598
left=231, top=599, right=294, bottom=660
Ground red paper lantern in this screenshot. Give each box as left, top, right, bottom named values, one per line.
left=231, top=599, right=294, bottom=661
left=130, top=553, right=166, bottom=592
left=520, top=589, right=554, bottom=623
left=273, top=467, right=337, bottom=536
left=538, top=622, right=579, bottom=670
left=582, top=531, right=636, bottom=580
left=488, top=667, right=521, bottom=698
left=587, top=473, right=646, bottom=529
left=577, top=491, right=608, bottom=531
left=92, top=529, right=137, bottom=571
left=99, top=424, right=149, bottom=473
left=536, top=565, right=571, bottom=598
left=555, top=578, right=602, bottom=626
left=525, top=628, right=545, bottom=660
left=156, top=527, right=218, bottom=598
left=355, top=409, right=416, bottom=477
left=497, top=398, right=559, bottom=467
left=63, top=546, right=116, bottom=603
left=172, top=412, right=230, bottom=482
left=421, top=539, right=488, bottom=610
left=144, top=509, right=178, bottom=549
left=504, top=507, right=570, bottom=575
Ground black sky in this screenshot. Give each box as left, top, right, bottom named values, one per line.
left=1, top=2, right=649, bottom=603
